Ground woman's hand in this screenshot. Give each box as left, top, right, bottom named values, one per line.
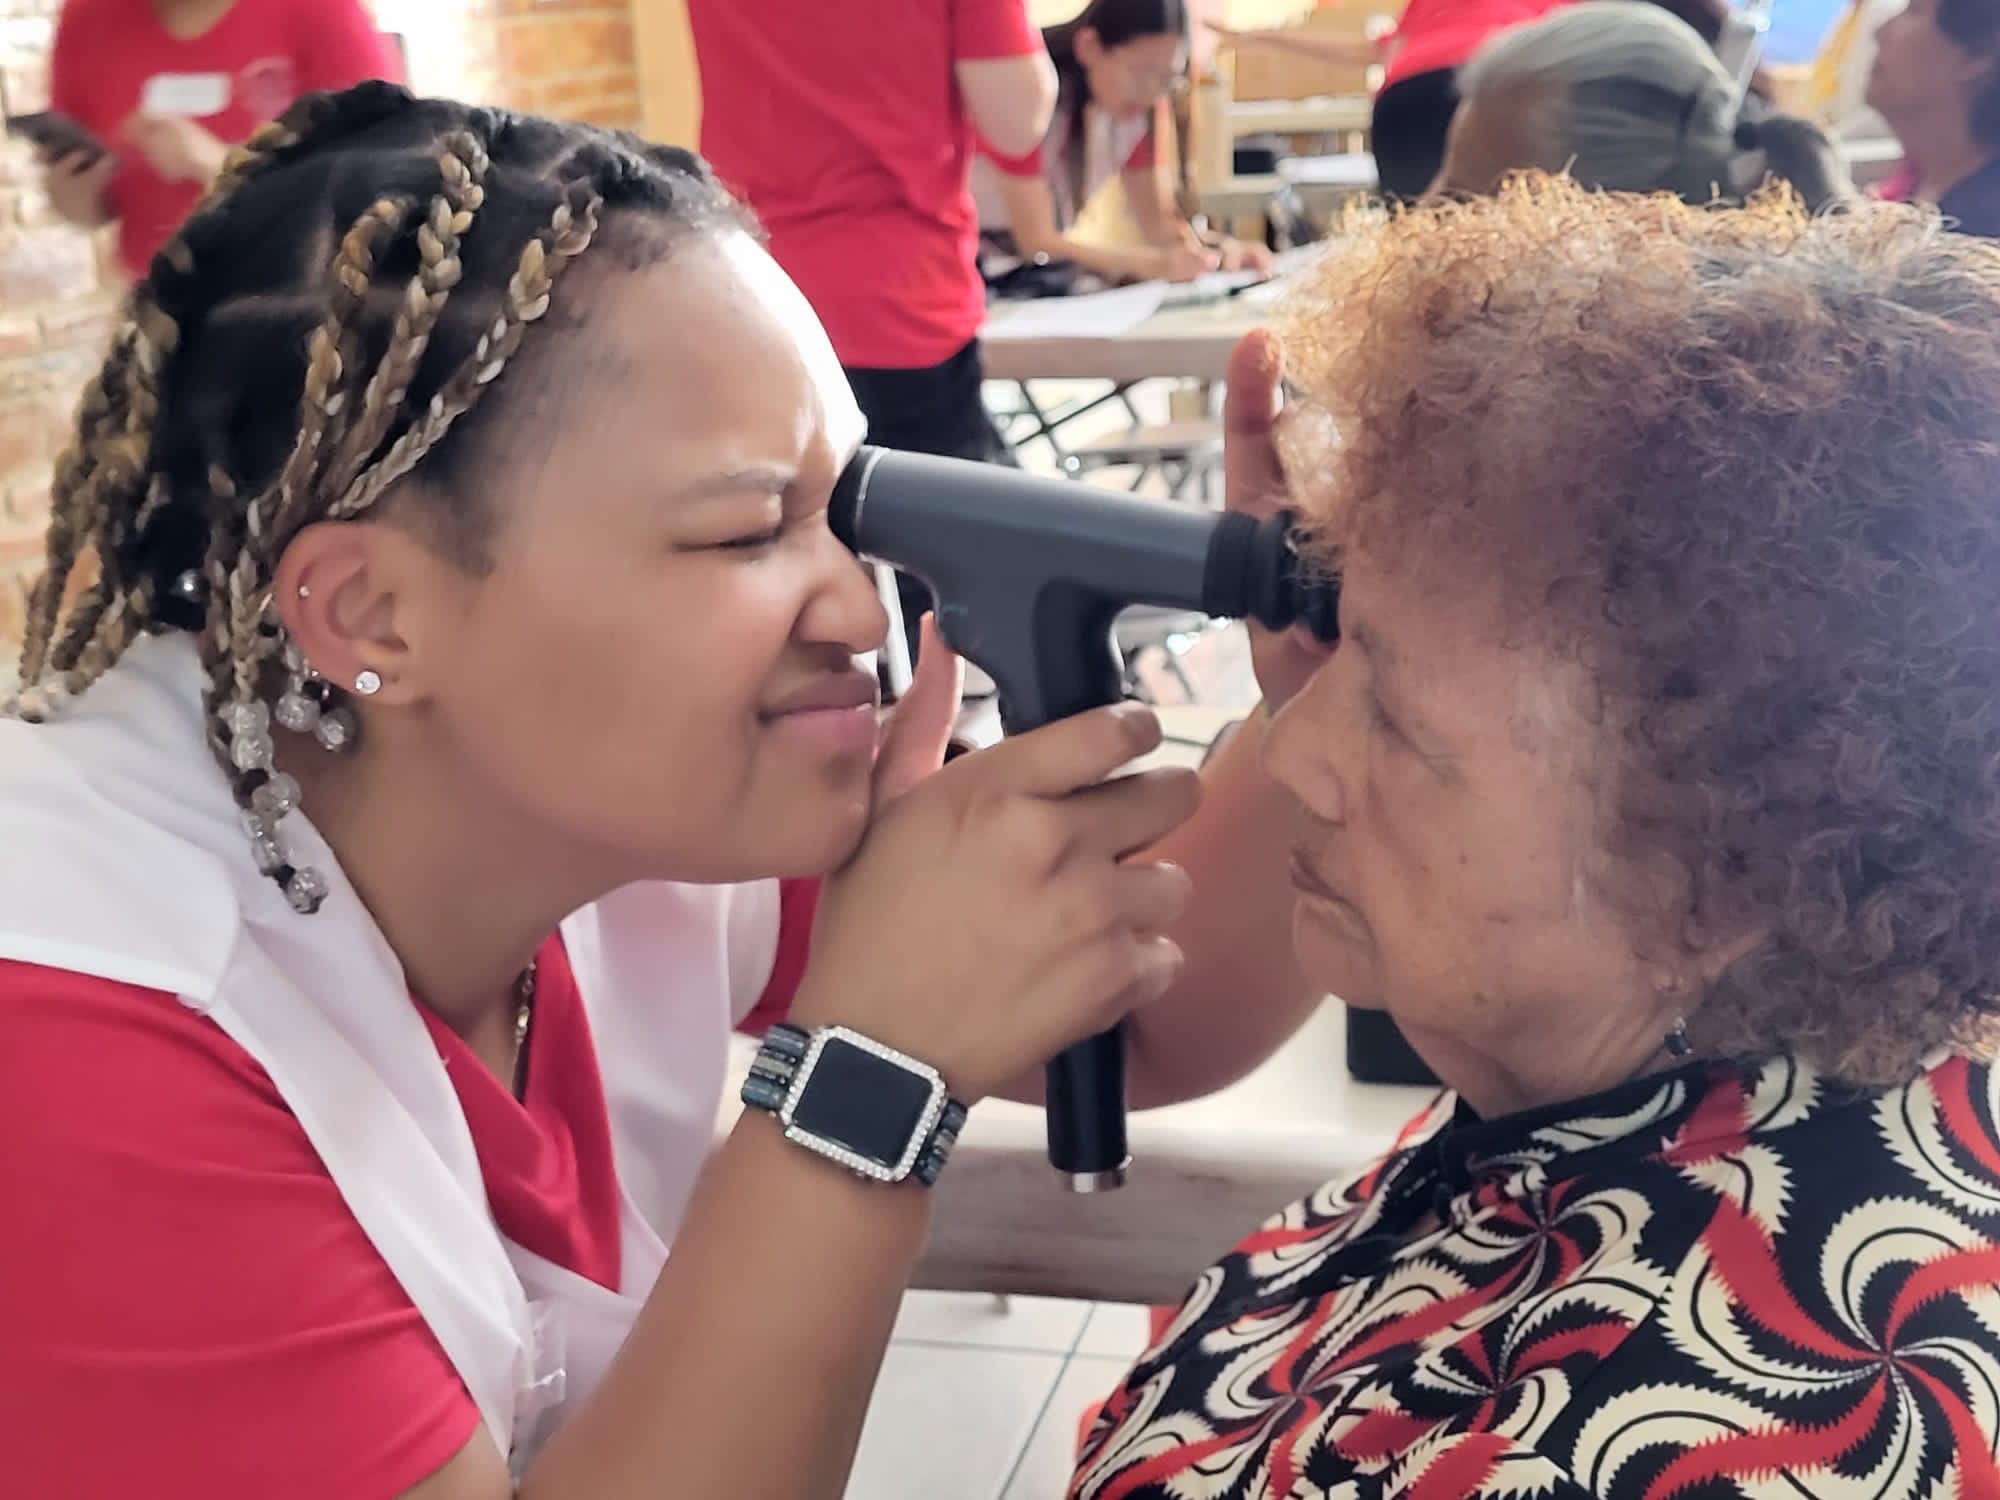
left=40, top=149, right=116, bottom=228
left=121, top=113, right=229, bottom=185
left=1225, top=330, right=1333, bottom=710
left=1140, top=241, right=1220, bottom=283
left=1219, top=237, right=1276, bottom=274
left=796, top=643, right=1200, bottom=1101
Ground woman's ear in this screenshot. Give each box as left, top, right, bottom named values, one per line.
left=1075, top=25, right=1106, bottom=68
left=270, top=518, right=461, bottom=708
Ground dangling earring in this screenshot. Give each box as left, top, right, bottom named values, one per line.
left=274, top=639, right=321, bottom=735
left=274, top=638, right=359, bottom=751
left=1664, top=1017, right=1694, bottom=1059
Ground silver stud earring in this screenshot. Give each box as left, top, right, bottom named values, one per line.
left=296, top=584, right=311, bottom=600
left=353, top=669, right=382, bottom=697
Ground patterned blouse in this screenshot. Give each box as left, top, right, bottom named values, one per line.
left=1072, top=1053, right=2000, bottom=1498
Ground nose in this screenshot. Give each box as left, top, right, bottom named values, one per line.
left=1260, top=675, right=1348, bottom=827
left=799, top=525, right=891, bottom=659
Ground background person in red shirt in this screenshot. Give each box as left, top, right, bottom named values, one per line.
left=689, top=0, right=1056, bottom=470
left=42, top=0, right=402, bottom=279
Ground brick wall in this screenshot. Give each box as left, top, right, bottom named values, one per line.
left=375, top=0, right=640, bottom=130
left=0, top=0, right=114, bottom=646
left=0, top=0, right=641, bottom=649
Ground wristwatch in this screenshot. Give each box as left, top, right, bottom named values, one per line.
left=741, top=1023, right=969, bottom=1187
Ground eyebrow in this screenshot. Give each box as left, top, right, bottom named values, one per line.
left=677, top=466, right=798, bottom=502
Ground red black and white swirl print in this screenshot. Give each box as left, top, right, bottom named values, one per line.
left=1071, top=1053, right=2000, bottom=1499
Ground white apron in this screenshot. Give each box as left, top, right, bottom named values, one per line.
left=0, top=636, right=784, bottom=1473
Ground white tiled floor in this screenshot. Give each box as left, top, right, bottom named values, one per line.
left=848, top=1294, right=1157, bottom=1500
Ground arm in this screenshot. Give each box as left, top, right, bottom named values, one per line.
left=954, top=0, right=1056, bottom=158
left=1127, top=708, right=1320, bottom=1108
left=957, top=55, right=1059, bottom=158
left=513, top=1119, right=927, bottom=1500
left=1122, top=120, right=1185, bottom=250
left=1121, top=331, right=1329, bottom=1108
left=993, top=166, right=1214, bottom=282
left=991, top=334, right=1327, bottom=1114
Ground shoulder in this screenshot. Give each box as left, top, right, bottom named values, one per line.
left=0, top=961, right=481, bottom=1499
left=1533, top=1058, right=2000, bottom=1496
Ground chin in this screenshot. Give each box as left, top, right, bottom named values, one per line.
left=769, top=798, right=873, bottom=877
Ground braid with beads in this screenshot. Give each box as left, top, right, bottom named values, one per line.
left=4, top=83, right=744, bottom=912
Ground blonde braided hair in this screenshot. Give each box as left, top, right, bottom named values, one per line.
left=4, top=83, right=743, bottom=911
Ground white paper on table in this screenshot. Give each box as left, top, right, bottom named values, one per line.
left=1278, top=152, right=1379, bottom=189
left=984, top=281, right=1168, bottom=341
left=140, top=73, right=232, bottom=118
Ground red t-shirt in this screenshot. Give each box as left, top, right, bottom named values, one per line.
left=689, top=0, right=1044, bottom=371
left=49, top=0, right=402, bottom=278
left=0, top=880, right=817, bottom=1499
left=1382, top=0, right=1572, bottom=85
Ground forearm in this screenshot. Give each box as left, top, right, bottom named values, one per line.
left=522, top=1112, right=927, bottom=1500
left=1125, top=171, right=1183, bottom=248
left=1128, top=709, right=1318, bottom=1107
left=1016, top=223, right=1158, bottom=282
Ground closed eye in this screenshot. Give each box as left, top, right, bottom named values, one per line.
left=714, top=527, right=783, bottom=553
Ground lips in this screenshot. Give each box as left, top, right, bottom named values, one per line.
left=763, top=672, right=880, bottom=718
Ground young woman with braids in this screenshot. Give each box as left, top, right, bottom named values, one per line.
left=0, top=82, right=1325, bottom=1499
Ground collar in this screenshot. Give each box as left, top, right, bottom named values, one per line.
left=1406, top=1053, right=1839, bottom=1212
left=1937, top=154, right=2000, bottom=238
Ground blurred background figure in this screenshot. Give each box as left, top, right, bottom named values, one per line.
left=975, top=0, right=1273, bottom=284
left=1865, top=0, right=2000, bottom=232
left=1806, top=0, right=1906, bottom=143
left=1433, top=2, right=1834, bottom=201
left=690, top=0, right=1054, bottom=470
left=42, top=0, right=402, bottom=280
left=1213, top=0, right=1570, bottom=201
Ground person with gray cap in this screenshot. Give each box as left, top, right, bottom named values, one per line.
left=1433, top=1, right=1851, bottom=207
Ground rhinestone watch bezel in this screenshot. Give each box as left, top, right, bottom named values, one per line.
left=778, top=1025, right=949, bottom=1184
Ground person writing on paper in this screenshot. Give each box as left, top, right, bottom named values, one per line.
left=0, top=83, right=1326, bottom=1497
left=1072, top=181, right=2000, bottom=1500
left=976, top=0, right=1272, bottom=286
left=43, top=0, right=400, bottom=278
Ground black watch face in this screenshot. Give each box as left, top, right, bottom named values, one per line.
left=791, top=1037, right=938, bottom=1165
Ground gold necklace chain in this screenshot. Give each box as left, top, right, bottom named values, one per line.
left=509, top=960, right=536, bottom=1100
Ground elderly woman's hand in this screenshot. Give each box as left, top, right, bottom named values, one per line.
left=1225, top=330, right=1333, bottom=710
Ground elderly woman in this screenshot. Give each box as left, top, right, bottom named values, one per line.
left=1435, top=3, right=1852, bottom=208
left=1072, top=180, right=2000, bottom=1497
